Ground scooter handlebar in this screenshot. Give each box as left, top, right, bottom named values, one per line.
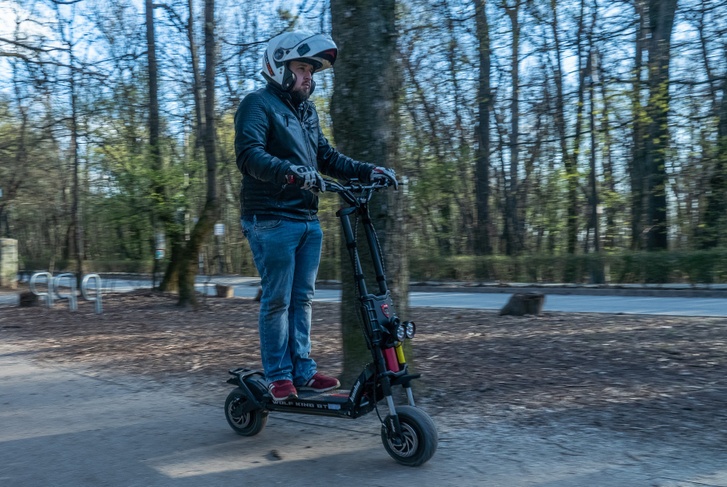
left=317, top=178, right=391, bottom=194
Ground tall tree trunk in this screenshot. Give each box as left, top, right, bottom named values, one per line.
left=145, top=0, right=167, bottom=288
left=644, top=0, right=678, bottom=251
left=585, top=2, right=599, bottom=256
left=573, top=0, right=587, bottom=251
left=629, top=0, right=647, bottom=250
left=474, top=0, right=492, bottom=256
left=4, top=63, right=30, bottom=239
left=330, top=0, right=405, bottom=385
left=504, top=1, right=522, bottom=256
left=701, top=47, right=727, bottom=248
left=188, top=0, right=206, bottom=152
left=160, top=0, right=203, bottom=292
left=69, top=41, right=84, bottom=287
left=598, top=52, right=617, bottom=250
left=177, top=0, right=219, bottom=307
left=587, top=52, right=599, bottom=253
left=550, top=0, right=578, bottom=258
left=587, top=44, right=605, bottom=283
left=146, top=0, right=160, bottom=178
left=697, top=0, right=718, bottom=114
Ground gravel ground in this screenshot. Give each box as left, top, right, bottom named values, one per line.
left=1, top=290, right=726, bottom=448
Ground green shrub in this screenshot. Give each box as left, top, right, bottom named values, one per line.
left=410, top=249, right=727, bottom=284
left=678, top=249, right=721, bottom=284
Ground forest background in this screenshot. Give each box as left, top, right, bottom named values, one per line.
left=2, top=0, right=727, bottom=296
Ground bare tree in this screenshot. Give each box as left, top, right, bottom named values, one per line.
left=177, top=0, right=220, bottom=307
left=628, top=0, right=648, bottom=250
left=701, top=46, right=727, bottom=248
left=548, top=0, right=580, bottom=259
left=501, top=0, right=524, bottom=256
left=474, top=0, right=493, bottom=256
left=644, top=0, right=678, bottom=251
left=158, top=0, right=200, bottom=293
left=585, top=1, right=600, bottom=255
left=52, top=2, right=86, bottom=286
left=0, top=61, right=31, bottom=239
left=145, top=0, right=170, bottom=287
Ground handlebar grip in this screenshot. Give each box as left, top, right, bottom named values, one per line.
left=320, top=178, right=391, bottom=193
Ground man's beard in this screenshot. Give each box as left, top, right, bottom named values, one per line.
left=290, top=87, right=310, bottom=106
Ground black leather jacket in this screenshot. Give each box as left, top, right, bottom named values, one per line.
left=234, top=83, right=375, bottom=220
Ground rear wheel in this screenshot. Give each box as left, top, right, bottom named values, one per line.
left=225, top=388, right=268, bottom=436
left=381, top=406, right=437, bottom=466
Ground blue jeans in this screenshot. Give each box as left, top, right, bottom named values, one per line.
left=241, top=216, right=322, bottom=384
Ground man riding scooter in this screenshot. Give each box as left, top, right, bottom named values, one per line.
left=234, top=31, right=397, bottom=402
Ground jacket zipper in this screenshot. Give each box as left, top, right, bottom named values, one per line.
left=293, top=103, right=317, bottom=219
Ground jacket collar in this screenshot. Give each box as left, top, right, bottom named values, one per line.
left=265, top=82, right=311, bottom=118
left=266, top=81, right=290, bottom=101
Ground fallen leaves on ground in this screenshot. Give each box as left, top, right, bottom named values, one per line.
left=1, top=290, right=725, bottom=447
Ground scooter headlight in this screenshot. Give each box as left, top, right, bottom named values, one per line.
left=395, top=324, right=406, bottom=342
left=405, top=321, right=416, bottom=339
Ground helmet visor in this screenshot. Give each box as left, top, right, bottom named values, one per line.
left=288, top=34, right=338, bottom=71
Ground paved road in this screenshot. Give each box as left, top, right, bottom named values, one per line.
left=2, top=343, right=726, bottom=487
left=3, top=276, right=726, bottom=317
left=408, top=292, right=727, bottom=317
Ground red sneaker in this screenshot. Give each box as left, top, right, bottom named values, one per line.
left=268, top=380, right=297, bottom=402
left=298, top=373, right=340, bottom=393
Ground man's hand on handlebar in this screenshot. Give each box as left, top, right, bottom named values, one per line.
left=370, top=167, right=398, bottom=190
left=286, top=165, right=326, bottom=193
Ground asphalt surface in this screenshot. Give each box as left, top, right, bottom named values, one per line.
left=2, top=276, right=726, bottom=316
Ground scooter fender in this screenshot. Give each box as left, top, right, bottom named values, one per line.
left=227, top=367, right=265, bottom=385
left=347, top=363, right=384, bottom=415
left=227, top=368, right=268, bottom=406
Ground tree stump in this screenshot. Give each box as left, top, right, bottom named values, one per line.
left=215, top=285, right=234, bottom=298
left=499, top=293, right=545, bottom=316
left=19, top=291, right=38, bottom=307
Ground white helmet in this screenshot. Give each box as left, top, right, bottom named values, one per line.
left=261, top=31, right=338, bottom=92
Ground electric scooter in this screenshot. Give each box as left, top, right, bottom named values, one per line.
left=224, top=178, right=438, bottom=466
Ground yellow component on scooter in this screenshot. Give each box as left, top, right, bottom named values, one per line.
left=395, top=342, right=405, bottom=364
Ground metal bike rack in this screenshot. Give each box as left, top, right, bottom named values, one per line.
left=81, top=274, right=103, bottom=314
left=30, top=272, right=54, bottom=307
left=28, top=271, right=104, bottom=313
left=53, top=273, right=77, bottom=311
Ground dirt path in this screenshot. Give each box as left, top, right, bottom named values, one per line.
left=1, top=291, right=726, bottom=485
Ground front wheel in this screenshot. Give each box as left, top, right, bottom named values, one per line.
left=381, top=406, right=438, bottom=466
left=225, top=388, right=268, bottom=436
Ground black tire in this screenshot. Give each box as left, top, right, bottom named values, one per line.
left=225, top=388, right=268, bottom=436
left=381, top=406, right=438, bottom=466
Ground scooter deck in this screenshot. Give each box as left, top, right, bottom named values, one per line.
left=265, top=392, right=355, bottom=417
left=227, top=367, right=352, bottom=404
left=227, top=366, right=380, bottom=418
left=280, top=389, right=350, bottom=404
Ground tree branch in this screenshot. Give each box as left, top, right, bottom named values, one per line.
left=0, top=37, right=46, bottom=53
